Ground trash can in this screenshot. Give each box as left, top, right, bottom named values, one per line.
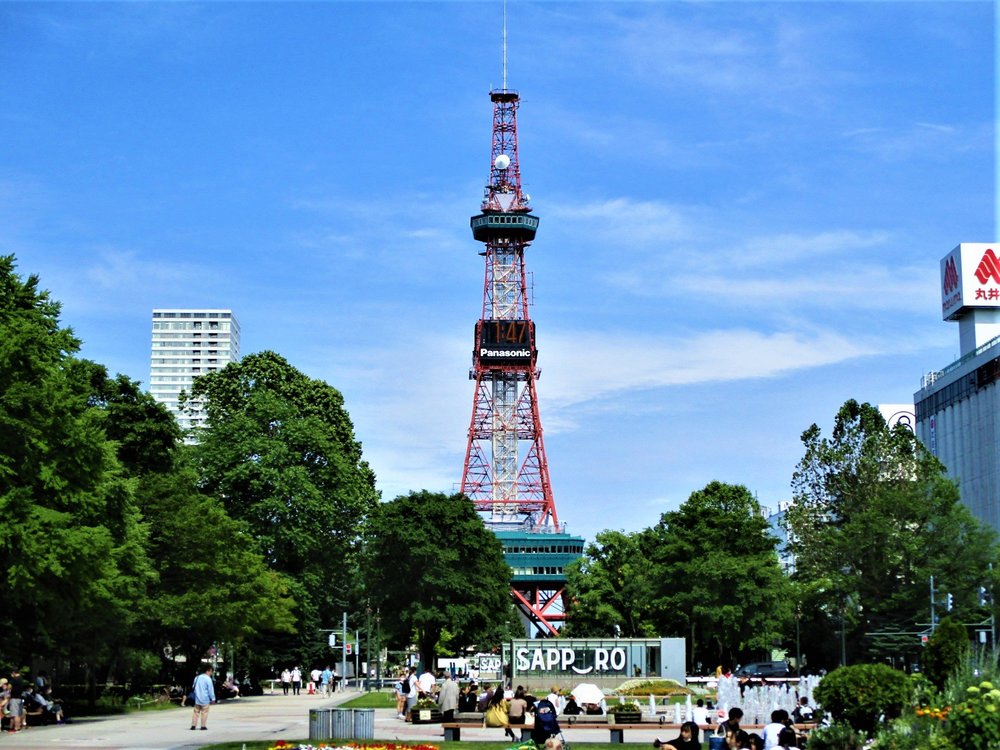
left=353, top=708, right=375, bottom=739
left=331, top=707, right=354, bottom=738
left=309, top=708, right=333, bottom=740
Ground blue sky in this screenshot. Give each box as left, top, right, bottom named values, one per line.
left=1, top=1, right=995, bottom=542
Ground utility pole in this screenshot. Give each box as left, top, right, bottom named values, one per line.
left=365, top=606, right=372, bottom=692
left=341, top=611, right=348, bottom=692
left=930, top=575, right=937, bottom=634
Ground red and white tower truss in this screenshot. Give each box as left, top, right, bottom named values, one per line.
left=461, top=87, right=583, bottom=637
left=461, top=87, right=555, bottom=532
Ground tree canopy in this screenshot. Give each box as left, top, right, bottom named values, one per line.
left=646, top=481, right=791, bottom=670
left=786, top=399, right=997, bottom=666
left=189, top=351, right=380, bottom=666
left=365, top=491, right=516, bottom=670
left=0, top=255, right=151, bottom=668
left=563, top=529, right=658, bottom=637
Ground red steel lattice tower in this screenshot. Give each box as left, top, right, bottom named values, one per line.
left=461, top=86, right=580, bottom=636
left=461, top=87, right=554, bottom=531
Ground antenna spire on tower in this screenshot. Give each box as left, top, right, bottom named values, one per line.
left=502, top=0, right=508, bottom=90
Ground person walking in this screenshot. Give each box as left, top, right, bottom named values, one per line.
left=280, top=668, right=291, bottom=696
left=320, top=666, right=333, bottom=698
left=291, top=666, right=302, bottom=696
left=189, top=666, right=216, bottom=731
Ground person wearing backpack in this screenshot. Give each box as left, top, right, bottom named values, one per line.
left=531, top=696, right=561, bottom=745
left=403, top=667, right=419, bottom=722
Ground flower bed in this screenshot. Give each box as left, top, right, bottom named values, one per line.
left=270, top=743, right=440, bottom=750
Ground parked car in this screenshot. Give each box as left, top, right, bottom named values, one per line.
left=735, top=660, right=791, bottom=678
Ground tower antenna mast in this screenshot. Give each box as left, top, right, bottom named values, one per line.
left=502, top=0, right=507, bottom=90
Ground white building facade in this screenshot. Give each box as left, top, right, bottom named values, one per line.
left=915, top=243, right=1000, bottom=533
left=150, top=309, right=241, bottom=433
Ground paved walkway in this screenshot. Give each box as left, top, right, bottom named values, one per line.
left=1, top=691, right=669, bottom=749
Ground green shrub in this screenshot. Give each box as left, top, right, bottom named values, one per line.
left=923, top=617, right=969, bottom=690
left=942, top=680, right=1000, bottom=750
left=814, top=663, right=912, bottom=735
left=805, top=722, right=865, bottom=750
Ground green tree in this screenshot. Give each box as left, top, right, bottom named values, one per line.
left=137, top=464, right=297, bottom=667
left=646, top=481, right=791, bottom=670
left=87, top=368, right=297, bottom=682
left=564, top=529, right=657, bottom=637
left=365, top=491, right=516, bottom=670
left=923, top=616, right=969, bottom=690
left=189, top=351, right=380, bottom=664
left=786, top=400, right=997, bottom=667
left=0, top=255, right=152, bottom=670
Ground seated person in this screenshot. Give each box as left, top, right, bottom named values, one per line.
left=653, top=721, right=700, bottom=750
left=477, top=685, right=493, bottom=712
left=792, top=697, right=814, bottom=723
left=222, top=676, right=241, bottom=699
left=562, top=696, right=582, bottom=715
left=583, top=702, right=603, bottom=715
left=458, top=683, right=478, bottom=712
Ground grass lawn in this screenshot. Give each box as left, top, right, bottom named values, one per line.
left=207, top=742, right=642, bottom=750
left=339, top=692, right=399, bottom=709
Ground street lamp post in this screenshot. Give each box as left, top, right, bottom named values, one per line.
left=365, top=606, right=371, bottom=693
left=795, top=605, right=802, bottom=677
left=376, top=608, right=382, bottom=684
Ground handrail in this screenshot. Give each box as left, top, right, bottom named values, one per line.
left=920, top=333, right=1000, bottom=391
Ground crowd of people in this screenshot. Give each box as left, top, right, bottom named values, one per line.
left=652, top=701, right=815, bottom=750
left=0, top=669, right=66, bottom=733
left=393, top=668, right=564, bottom=745
left=389, top=667, right=816, bottom=750
left=276, top=665, right=344, bottom=697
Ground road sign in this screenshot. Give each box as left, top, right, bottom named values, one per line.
left=346, top=643, right=352, bottom=655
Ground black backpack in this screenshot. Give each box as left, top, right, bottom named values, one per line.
left=400, top=676, right=410, bottom=694
left=534, top=698, right=560, bottom=733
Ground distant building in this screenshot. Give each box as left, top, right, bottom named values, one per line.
left=149, top=309, right=240, bottom=434
left=915, top=243, right=1000, bottom=533
left=765, top=500, right=796, bottom=575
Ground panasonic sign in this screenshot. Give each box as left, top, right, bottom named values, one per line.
left=480, top=348, right=531, bottom=358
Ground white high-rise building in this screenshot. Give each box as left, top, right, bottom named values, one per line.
left=915, top=243, right=1000, bottom=533
left=149, top=309, right=241, bottom=433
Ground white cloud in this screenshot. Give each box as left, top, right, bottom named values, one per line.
left=538, top=328, right=876, bottom=413
left=841, top=121, right=988, bottom=161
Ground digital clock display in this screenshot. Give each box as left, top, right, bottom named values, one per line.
left=475, top=319, right=536, bottom=366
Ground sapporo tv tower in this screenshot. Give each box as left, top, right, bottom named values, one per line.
left=460, top=23, right=584, bottom=637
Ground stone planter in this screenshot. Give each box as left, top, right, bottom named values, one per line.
left=608, top=711, right=642, bottom=724
left=410, top=708, right=443, bottom=724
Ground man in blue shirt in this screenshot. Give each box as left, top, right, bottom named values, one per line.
left=320, top=666, right=333, bottom=698
left=190, top=666, right=216, bottom=731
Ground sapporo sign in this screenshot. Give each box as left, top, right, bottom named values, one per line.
left=514, top=645, right=629, bottom=675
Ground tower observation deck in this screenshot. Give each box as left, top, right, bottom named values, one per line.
left=461, top=87, right=584, bottom=637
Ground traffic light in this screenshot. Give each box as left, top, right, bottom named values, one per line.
left=328, top=633, right=336, bottom=648
left=981, top=586, right=992, bottom=607
left=346, top=643, right=352, bottom=655
left=946, top=592, right=954, bottom=611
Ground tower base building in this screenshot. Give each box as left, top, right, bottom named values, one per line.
left=915, top=243, right=1000, bottom=533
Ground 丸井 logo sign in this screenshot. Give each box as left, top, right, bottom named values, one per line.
left=943, top=256, right=960, bottom=294
left=974, top=248, right=1000, bottom=285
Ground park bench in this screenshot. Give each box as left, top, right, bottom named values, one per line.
left=443, top=714, right=673, bottom=743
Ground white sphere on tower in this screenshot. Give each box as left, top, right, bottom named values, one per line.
left=494, top=154, right=511, bottom=170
